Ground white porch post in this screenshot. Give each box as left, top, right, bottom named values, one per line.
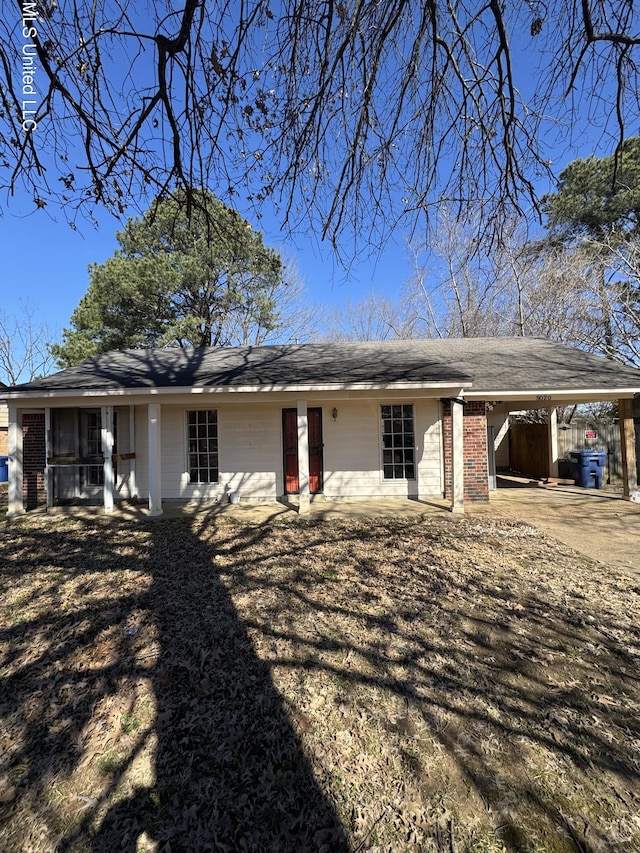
left=44, top=407, right=53, bottom=508
left=619, top=398, right=638, bottom=498
left=451, top=398, right=465, bottom=513
left=101, top=405, right=114, bottom=513
left=148, top=402, right=163, bottom=516
left=7, top=405, right=24, bottom=516
left=297, top=399, right=310, bottom=515
left=129, top=406, right=138, bottom=499
left=547, top=406, right=559, bottom=480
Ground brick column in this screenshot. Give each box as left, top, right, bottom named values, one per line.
left=443, top=400, right=490, bottom=503
left=463, top=401, right=489, bottom=502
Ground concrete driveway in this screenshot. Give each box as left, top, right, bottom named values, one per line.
left=466, top=476, right=640, bottom=576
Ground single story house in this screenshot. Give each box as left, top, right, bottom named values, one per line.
left=2, top=338, right=639, bottom=516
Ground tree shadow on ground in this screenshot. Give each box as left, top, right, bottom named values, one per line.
left=200, top=514, right=640, bottom=852
left=0, top=515, right=348, bottom=852
left=1, top=512, right=640, bottom=852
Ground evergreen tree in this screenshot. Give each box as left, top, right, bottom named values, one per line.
left=52, top=191, right=283, bottom=367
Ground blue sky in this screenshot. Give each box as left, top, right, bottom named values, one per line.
left=0, top=5, right=630, bottom=365
left=2, top=182, right=411, bottom=312
left=0, top=183, right=414, bottom=344
left=0, top=140, right=567, bottom=351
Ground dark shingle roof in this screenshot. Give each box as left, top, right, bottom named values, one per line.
left=10, top=342, right=472, bottom=391
left=9, top=338, right=640, bottom=395
left=426, top=338, right=640, bottom=393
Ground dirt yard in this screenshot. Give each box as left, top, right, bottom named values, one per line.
left=1, top=512, right=639, bottom=852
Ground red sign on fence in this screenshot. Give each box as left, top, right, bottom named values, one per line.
left=584, top=429, right=597, bottom=440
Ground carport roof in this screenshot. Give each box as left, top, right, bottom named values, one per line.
left=6, top=337, right=640, bottom=395
left=435, top=337, right=640, bottom=394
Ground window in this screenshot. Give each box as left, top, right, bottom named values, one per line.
left=80, top=409, right=104, bottom=487
left=187, top=410, right=218, bottom=483
left=381, top=404, right=415, bottom=480
left=78, top=408, right=119, bottom=488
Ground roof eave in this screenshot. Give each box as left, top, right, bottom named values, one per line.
left=466, top=387, right=640, bottom=402
left=2, top=378, right=474, bottom=401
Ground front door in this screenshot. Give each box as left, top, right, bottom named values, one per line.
left=282, top=408, right=323, bottom=494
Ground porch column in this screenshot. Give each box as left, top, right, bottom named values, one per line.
left=7, top=406, right=24, bottom=516
left=450, top=398, right=464, bottom=513
left=101, top=405, right=114, bottom=513
left=148, top=402, right=163, bottom=516
left=297, top=399, right=310, bottom=515
left=44, top=408, right=53, bottom=508
left=129, top=406, right=138, bottom=499
left=619, top=398, right=638, bottom=498
left=547, top=407, right=559, bottom=480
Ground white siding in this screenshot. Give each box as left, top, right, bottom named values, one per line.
left=136, top=402, right=282, bottom=501
left=114, top=406, right=134, bottom=500
left=134, top=396, right=443, bottom=502
left=134, top=404, right=149, bottom=497
left=322, top=398, right=442, bottom=499
left=419, top=400, right=445, bottom=498
left=220, top=403, right=283, bottom=498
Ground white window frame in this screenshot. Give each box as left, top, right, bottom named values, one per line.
left=380, top=403, right=416, bottom=481
left=186, top=409, right=219, bottom=484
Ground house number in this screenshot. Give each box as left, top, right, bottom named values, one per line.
left=536, top=395, right=552, bottom=400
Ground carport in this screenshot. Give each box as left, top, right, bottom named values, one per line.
left=480, top=388, right=638, bottom=501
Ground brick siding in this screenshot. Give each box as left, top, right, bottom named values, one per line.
left=22, top=412, right=46, bottom=509
left=442, top=400, right=489, bottom=503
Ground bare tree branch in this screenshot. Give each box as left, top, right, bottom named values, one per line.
left=1, top=2, right=639, bottom=250
left=0, top=302, right=57, bottom=385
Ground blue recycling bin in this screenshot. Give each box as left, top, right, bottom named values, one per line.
left=566, top=449, right=607, bottom=489
left=0, top=456, right=7, bottom=483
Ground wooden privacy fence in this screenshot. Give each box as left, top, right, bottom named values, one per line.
left=557, top=423, right=624, bottom=483
left=508, top=421, right=636, bottom=483
left=508, top=423, right=549, bottom=480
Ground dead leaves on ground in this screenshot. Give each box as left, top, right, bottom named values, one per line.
left=1, top=513, right=639, bottom=852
